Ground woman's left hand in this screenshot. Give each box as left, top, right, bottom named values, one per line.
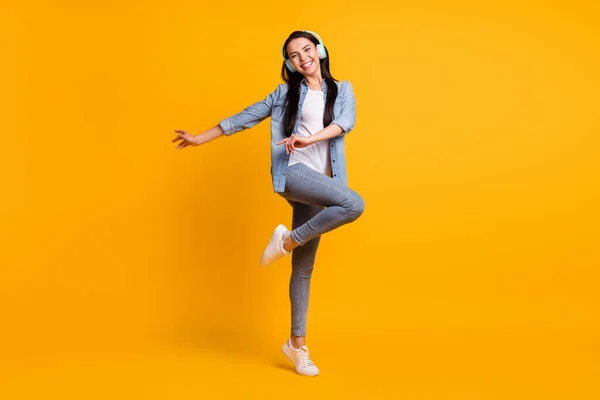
left=276, top=135, right=313, bottom=155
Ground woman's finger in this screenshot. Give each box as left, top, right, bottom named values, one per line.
left=276, top=138, right=286, bottom=145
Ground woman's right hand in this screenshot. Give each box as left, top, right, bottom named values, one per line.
left=172, top=130, right=200, bottom=149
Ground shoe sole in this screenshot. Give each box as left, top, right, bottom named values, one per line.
left=282, top=344, right=319, bottom=377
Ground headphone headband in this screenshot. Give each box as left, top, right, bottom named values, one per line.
left=281, top=30, right=324, bottom=60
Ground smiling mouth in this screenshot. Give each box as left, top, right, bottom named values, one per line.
left=301, top=61, right=313, bottom=70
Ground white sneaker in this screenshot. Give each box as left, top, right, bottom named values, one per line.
left=260, top=224, right=291, bottom=266
left=282, top=338, right=320, bottom=376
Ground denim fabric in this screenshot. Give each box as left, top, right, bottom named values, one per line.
left=218, top=80, right=356, bottom=193
left=279, top=163, right=365, bottom=337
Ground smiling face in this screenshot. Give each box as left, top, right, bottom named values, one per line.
left=286, top=37, right=322, bottom=76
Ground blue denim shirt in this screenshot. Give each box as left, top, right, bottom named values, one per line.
left=219, top=79, right=356, bottom=193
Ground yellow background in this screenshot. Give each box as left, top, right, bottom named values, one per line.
left=1, top=0, right=599, bottom=398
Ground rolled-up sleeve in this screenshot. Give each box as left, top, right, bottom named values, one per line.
left=219, top=86, right=278, bottom=136
left=331, top=80, right=356, bottom=135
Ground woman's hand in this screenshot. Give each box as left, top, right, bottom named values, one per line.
left=276, top=135, right=313, bottom=155
left=172, top=130, right=200, bottom=149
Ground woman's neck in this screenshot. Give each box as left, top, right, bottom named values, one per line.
left=304, top=73, right=323, bottom=91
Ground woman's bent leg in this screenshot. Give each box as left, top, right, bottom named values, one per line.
left=281, top=163, right=365, bottom=246
left=288, top=201, right=323, bottom=338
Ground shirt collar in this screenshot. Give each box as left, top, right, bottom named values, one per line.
left=301, top=78, right=328, bottom=91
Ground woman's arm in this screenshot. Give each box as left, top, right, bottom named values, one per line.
left=219, top=85, right=282, bottom=136
left=330, top=80, right=356, bottom=136
left=172, top=125, right=224, bottom=149
left=305, top=123, right=343, bottom=144
left=276, top=124, right=342, bottom=155
left=277, top=123, right=342, bottom=154
left=173, top=84, right=283, bottom=149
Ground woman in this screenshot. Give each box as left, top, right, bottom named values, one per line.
left=172, top=30, right=364, bottom=377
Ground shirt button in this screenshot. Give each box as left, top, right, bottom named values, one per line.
left=334, top=174, right=337, bottom=177
left=332, top=160, right=336, bottom=162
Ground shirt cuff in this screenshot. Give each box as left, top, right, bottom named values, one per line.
left=219, top=118, right=236, bottom=136
left=331, top=119, right=352, bottom=134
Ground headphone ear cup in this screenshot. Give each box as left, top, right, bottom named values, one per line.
left=285, top=59, right=296, bottom=73
left=317, top=44, right=327, bottom=59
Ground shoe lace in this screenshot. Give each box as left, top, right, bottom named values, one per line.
left=299, top=346, right=314, bottom=367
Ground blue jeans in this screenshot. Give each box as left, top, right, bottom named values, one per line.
left=278, top=163, right=365, bottom=337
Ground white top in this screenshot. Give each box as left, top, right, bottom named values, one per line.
left=288, top=88, right=332, bottom=177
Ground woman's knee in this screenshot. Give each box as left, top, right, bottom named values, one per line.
left=344, top=191, right=365, bottom=222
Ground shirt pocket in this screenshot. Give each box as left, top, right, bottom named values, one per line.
left=272, top=100, right=287, bottom=122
